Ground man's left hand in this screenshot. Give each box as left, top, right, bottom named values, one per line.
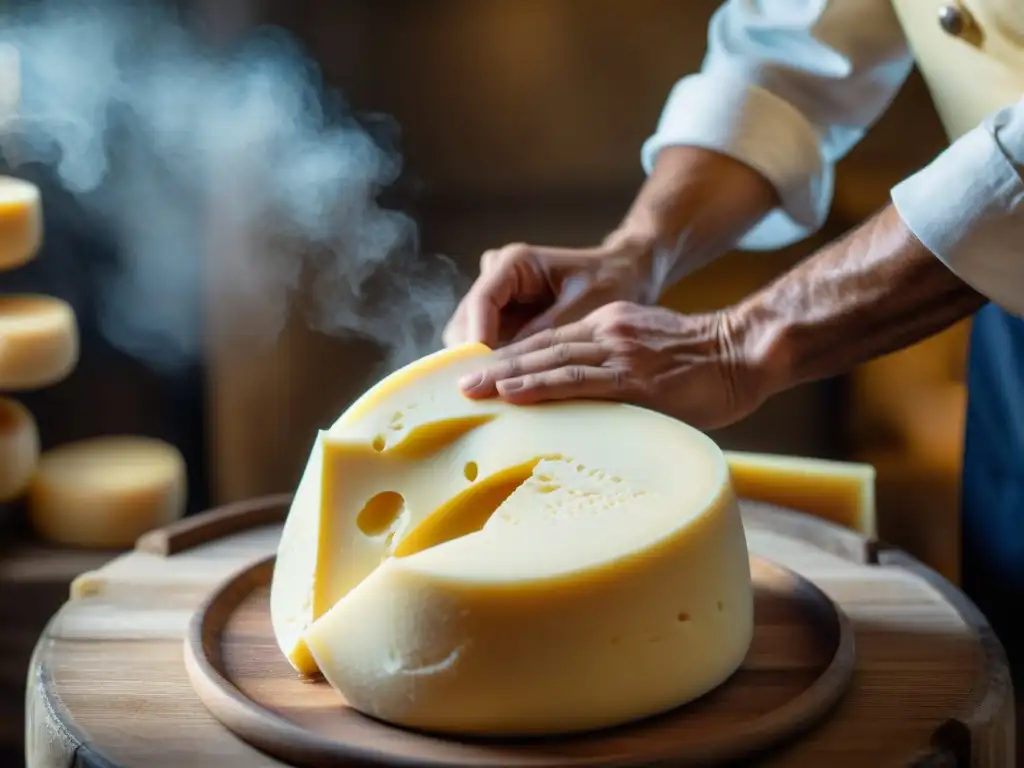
left=458, top=300, right=771, bottom=431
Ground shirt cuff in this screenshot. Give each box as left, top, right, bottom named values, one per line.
left=891, top=110, right=1024, bottom=318
left=641, top=72, right=831, bottom=251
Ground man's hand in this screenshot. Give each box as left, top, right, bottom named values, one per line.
left=441, top=234, right=657, bottom=350
left=442, top=147, right=781, bottom=350
left=458, top=300, right=771, bottom=431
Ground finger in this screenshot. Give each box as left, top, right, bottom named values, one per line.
left=459, top=342, right=607, bottom=397
left=494, top=366, right=627, bottom=404
left=492, top=322, right=594, bottom=361
left=441, top=305, right=468, bottom=348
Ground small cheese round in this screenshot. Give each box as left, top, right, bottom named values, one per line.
left=0, top=295, right=79, bottom=390
left=0, top=176, right=43, bottom=271
left=0, top=396, right=39, bottom=501
left=29, top=436, right=187, bottom=548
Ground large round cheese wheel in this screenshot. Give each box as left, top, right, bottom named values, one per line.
left=0, top=396, right=39, bottom=501
left=0, top=295, right=79, bottom=390
left=0, top=176, right=42, bottom=271
left=273, top=343, right=754, bottom=736
left=29, top=436, right=187, bottom=548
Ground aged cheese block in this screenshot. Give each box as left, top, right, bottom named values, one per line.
left=0, top=295, right=78, bottom=390
left=724, top=451, right=877, bottom=537
left=0, top=395, right=38, bottom=501
left=29, top=436, right=187, bottom=548
left=272, top=343, right=753, bottom=736
left=0, top=176, right=42, bottom=271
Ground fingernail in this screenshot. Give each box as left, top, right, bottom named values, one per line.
left=497, top=379, right=523, bottom=393
left=459, top=373, right=484, bottom=391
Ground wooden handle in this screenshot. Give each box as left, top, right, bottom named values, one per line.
left=135, top=494, right=293, bottom=556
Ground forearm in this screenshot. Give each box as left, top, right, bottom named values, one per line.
left=608, top=145, right=780, bottom=297
left=734, top=204, right=986, bottom=396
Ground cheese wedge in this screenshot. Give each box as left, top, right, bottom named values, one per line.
left=0, top=176, right=42, bottom=271
left=724, top=450, right=877, bottom=537
left=0, top=396, right=38, bottom=501
left=271, top=343, right=754, bottom=736
left=0, top=295, right=79, bottom=390
left=29, top=436, right=187, bottom=548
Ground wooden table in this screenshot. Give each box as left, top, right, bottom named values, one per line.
left=24, top=498, right=1015, bottom=767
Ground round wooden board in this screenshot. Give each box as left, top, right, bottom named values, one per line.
left=184, top=553, right=855, bottom=768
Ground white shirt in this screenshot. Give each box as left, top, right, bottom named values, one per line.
left=641, top=0, right=1024, bottom=316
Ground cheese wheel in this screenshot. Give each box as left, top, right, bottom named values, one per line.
left=0, top=295, right=79, bottom=390
left=0, top=396, right=38, bottom=501
left=0, top=176, right=42, bottom=271
left=272, top=343, right=754, bottom=736
left=29, top=436, right=187, bottom=548
left=724, top=450, right=877, bottom=537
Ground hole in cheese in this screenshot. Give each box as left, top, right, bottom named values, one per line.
left=717, top=600, right=724, bottom=612
left=676, top=612, right=690, bottom=622
left=463, top=461, right=478, bottom=482
left=367, top=414, right=497, bottom=458
left=385, top=414, right=496, bottom=458
left=356, top=491, right=406, bottom=536
left=392, top=457, right=545, bottom=558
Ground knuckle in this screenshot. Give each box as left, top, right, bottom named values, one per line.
left=564, top=365, right=588, bottom=384
left=498, top=357, right=523, bottom=378
left=595, top=301, right=637, bottom=335
left=552, top=343, right=574, bottom=364
left=611, top=367, right=630, bottom=392
left=503, top=242, right=532, bottom=262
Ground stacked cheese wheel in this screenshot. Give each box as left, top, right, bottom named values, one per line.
left=270, top=343, right=756, bottom=737
left=0, top=175, right=186, bottom=547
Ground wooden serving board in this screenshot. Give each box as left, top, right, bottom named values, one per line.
left=184, top=552, right=855, bottom=767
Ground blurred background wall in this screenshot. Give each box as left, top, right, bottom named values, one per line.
left=0, top=0, right=969, bottom=758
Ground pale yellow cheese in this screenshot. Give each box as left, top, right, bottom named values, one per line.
left=0, top=295, right=79, bottom=390
left=0, top=396, right=38, bottom=501
left=29, top=436, right=186, bottom=548
left=0, top=176, right=42, bottom=271
left=724, top=450, right=877, bottom=537
left=272, top=343, right=753, bottom=736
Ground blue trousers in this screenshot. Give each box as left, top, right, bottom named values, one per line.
left=962, top=303, right=1024, bottom=685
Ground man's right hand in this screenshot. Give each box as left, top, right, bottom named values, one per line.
left=441, top=231, right=660, bottom=349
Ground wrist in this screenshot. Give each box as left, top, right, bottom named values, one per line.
left=722, top=294, right=793, bottom=407
left=619, top=146, right=780, bottom=290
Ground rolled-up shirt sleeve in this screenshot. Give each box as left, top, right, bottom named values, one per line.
left=642, top=0, right=914, bottom=251
left=892, top=99, right=1024, bottom=317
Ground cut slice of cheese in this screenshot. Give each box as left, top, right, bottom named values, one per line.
left=0, top=396, right=38, bottom=501
left=725, top=450, right=877, bottom=537
left=270, top=344, right=510, bottom=675
left=271, top=343, right=754, bottom=736
left=0, top=295, right=79, bottom=390
left=29, top=436, right=187, bottom=548
left=0, top=176, right=42, bottom=271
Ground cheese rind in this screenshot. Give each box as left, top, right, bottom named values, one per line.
left=725, top=450, right=877, bottom=536
left=0, top=294, right=79, bottom=390
left=272, top=343, right=754, bottom=736
left=0, top=176, right=42, bottom=271
left=29, top=436, right=187, bottom=548
left=0, top=396, right=38, bottom=501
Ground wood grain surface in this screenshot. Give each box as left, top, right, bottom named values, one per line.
left=185, top=554, right=855, bottom=767
left=25, top=497, right=1016, bottom=768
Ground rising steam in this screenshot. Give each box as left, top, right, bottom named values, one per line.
left=0, top=0, right=463, bottom=372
